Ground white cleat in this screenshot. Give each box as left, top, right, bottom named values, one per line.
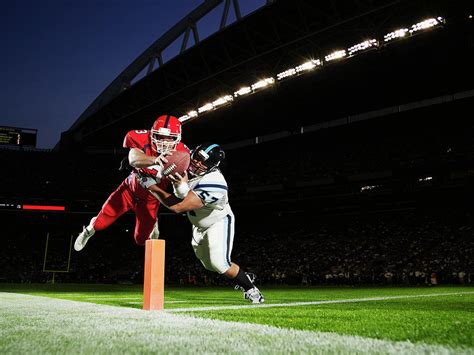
left=74, top=226, right=95, bottom=251
left=149, top=222, right=160, bottom=240
left=244, top=287, right=265, bottom=304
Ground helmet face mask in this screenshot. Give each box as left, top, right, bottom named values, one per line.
left=188, top=143, right=225, bottom=177
left=188, top=157, right=208, bottom=177
left=150, top=115, right=181, bottom=154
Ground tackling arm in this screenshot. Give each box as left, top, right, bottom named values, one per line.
left=128, top=148, right=169, bottom=168
left=147, top=184, right=204, bottom=214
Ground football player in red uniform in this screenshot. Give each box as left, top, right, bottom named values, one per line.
left=74, top=115, right=189, bottom=251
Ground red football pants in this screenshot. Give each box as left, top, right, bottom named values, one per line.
left=92, top=181, right=160, bottom=246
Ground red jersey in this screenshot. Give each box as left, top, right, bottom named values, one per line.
left=122, top=129, right=189, bottom=199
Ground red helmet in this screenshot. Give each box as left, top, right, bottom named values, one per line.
left=150, top=115, right=182, bottom=153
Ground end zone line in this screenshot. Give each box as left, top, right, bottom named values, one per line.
left=166, top=291, right=474, bottom=313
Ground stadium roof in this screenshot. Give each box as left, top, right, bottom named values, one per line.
left=58, top=0, right=472, bottom=150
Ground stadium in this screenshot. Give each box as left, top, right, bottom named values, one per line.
left=1, top=0, right=473, bottom=353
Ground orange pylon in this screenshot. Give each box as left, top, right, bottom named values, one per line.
left=143, top=239, right=165, bottom=310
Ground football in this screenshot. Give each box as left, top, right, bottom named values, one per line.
left=162, top=150, right=191, bottom=177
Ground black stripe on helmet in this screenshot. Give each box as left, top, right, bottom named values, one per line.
left=164, top=115, right=171, bottom=128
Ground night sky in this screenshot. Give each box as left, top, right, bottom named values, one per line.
left=2, top=0, right=264, bottom=148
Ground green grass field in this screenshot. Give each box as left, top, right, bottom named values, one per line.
left=1, top=284, right=473, bottom=354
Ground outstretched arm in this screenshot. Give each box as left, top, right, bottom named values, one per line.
left=128, top=148, right=169, bottom=169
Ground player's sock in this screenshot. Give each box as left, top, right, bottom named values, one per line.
left=233, top=269, right=254, bottom=291
left=87, top=217, right=97, bottom=233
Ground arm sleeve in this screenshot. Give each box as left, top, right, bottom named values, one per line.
left=123, top=130, right=148, bottom=149
left=176, top=142, right=191, bottom=154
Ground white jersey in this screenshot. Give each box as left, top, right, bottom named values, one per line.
left=187, top=169, right=233, bottom=228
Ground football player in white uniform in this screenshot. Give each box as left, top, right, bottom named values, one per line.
left=141, top=143, right=264, bottom=304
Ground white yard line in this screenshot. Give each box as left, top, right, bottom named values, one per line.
left=167, top=291, right=474, bottom=313
left=0, top=292, right=470, bottom=354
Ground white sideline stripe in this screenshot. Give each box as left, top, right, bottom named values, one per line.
left=42, top=296, right=185, bottom=302
left=167, top=291, right=474, bottom=313
left=33, top=294, right=190, bottom=301
left=85, top=297, right=142, bottom=300
left=127, top=301, right=187, bottom=305
left=0, top=292, right=469, bottom=354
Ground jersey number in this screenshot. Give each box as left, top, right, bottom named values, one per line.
left=196, top=190, right=218, bottom=204
left=135, top=130, right=148, bottom=134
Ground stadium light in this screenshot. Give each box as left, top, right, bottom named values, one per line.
left=295, top=59, right=321, bottom=72
left=348, top=39, right=378, bottom=56
left=325, top=50, right=346, bottom=62
left=212, top=95, right=233, bottom=107
left=179, top=109, right=199, bottom=122
left=277, top=59, right=321, bottom=81
left=384, top=17, right=444, bottom=42
left=409, top=17, right=444, bottom=34
left=251, top=77, right=275, bottom=91
left=360, top=185, right=379, bottom=192
left=384, top=28, right=409, bottom=42
left=198, top=103, right=213, bottom=113
left=178, top=15, right=450, bottom=122
left=234, top=86, right=252, bottom=97
left=277, top=68, right=297, bottom=80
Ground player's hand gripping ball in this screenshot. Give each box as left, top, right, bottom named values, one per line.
left=161, top=150, right=190, bottom=180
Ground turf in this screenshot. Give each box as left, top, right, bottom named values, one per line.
left=0, top=284, right=473, bottom=349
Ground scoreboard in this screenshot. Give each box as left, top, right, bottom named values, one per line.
left=0, top=126, right=37, bottom=147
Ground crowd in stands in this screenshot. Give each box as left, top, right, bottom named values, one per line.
left=234, top=211, right=474, bottom=286
left=1, top=210, right=472, bottom=287
left=225, top=106, right=474, bottom=192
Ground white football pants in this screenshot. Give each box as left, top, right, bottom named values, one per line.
left=191, top=214, right=235, bottom=274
